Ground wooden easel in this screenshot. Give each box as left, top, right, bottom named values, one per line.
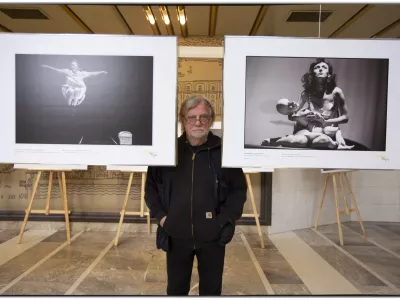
left=14, top=164, right=87, bottom=245
left=242, top=167, right=274, bottom=249
left=314, top=169, right=366, bottom=246
left=107, top=166, right=151, bottom=246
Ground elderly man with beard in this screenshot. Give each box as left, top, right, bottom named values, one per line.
left=145, top=95, right=247, bottom=296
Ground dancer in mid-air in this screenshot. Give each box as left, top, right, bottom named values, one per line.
left=42, top=60, right=107, bottom=106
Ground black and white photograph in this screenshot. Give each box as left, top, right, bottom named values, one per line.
left=0, top=33, right=177, bottom=166
left=222, top=36, right=400, bottom=169
left=244, top=56, right=389, bottom=152
left=15, top=54, right=154, bottom=146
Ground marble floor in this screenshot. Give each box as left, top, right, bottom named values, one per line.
left=0, top=221, right=399, bottom=295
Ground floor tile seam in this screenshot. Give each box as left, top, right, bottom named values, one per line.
left=0, top=229, right=58, bottom=267
left=312, top=228, right=400, bottom=293
left=0, top=230, right=85, bottom=294
left=269, top=231, right=360, bottom=295
left=239, top=232, right=275, bottom=295
left=64, top=232, right=121, bottom=295
left=342, top=224, right=400, bottom=261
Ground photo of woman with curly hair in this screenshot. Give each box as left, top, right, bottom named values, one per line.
left=244, top=56, right=389, bottom=152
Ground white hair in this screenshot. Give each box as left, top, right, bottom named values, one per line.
left=179, top=95, right=215, bottom=129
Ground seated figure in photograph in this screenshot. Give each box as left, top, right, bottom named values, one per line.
left=42, top=60, right=108, bottom=107
left=273, top=58, right=354, bottom=150
left=145, top=95, right=247, bottom=296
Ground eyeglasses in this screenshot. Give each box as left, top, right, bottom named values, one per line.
left=185, top=115, right=210, bottom=124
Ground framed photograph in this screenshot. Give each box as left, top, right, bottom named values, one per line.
left=0, top=33, right=177, bottom=166
left=222, top=36, right=400, bottom=170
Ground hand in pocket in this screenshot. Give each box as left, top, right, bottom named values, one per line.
left=219, top=222, right=235, bottom=247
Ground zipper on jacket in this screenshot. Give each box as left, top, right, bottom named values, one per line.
left=191, top=151, right=196, bottom=249
left=187, top=143, right=220, bottom=250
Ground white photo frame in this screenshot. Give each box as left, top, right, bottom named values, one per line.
left=0, top=33, right=177, bottom=166
left=222, top=36, right=400, bottom=170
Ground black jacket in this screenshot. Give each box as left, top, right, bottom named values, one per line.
left=145, top=131, right=247, bottom=244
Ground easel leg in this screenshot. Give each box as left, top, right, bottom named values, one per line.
left=147, top=206, right=151, bottom=234
left=339, top=173, right=350, bottom=214
left=45, top=171, right=53, bottom=215
left=314, top=174, right=329, bottom=230
left=245, top=174, right=265, bottom=249
left=142, top=173, right=151, bottom=234
left=18, top=171, right=42, bottom=244
left=332, top=174, right=344, bottom=246
left=344, top=173, right=366, bottom=239
left=60, top=172, right=71, bottom=245
left=115, top=172, right=134, bottom=246
left=140, top=173, right=145, bottom=217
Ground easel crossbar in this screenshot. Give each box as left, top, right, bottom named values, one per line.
left=29, top=209, right=71, bottom=214
left=122, top=211, right=150, bottom=216
left=242, top=213, right=260, bottom=218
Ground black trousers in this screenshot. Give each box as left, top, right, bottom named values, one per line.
left=166, top=238, right=226, bottom=296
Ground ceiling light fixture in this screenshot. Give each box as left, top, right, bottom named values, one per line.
left=159, top=5, right=175, bottom=35
left=143, top=5, right=160, bottom=35
left=177, top=6, right=186, bottom=25
left=177, top=5, right=188, bottom=37
left=164, top=15, right=170, bottom=25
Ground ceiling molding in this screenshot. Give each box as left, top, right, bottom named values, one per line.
left=208, top=5, right=218, bottom=37
left=249, top=5, right=268, bottom=36
left=0, top=23, right=12, bottom=32
left=59, top=5, right=93, bottom=33
left=329, top=4, right=374, bottom=38
left=114, top=5, right=134, bottom=34
left=371, top=18, right=400, bottom=38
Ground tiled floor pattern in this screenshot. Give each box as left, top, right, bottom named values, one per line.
left=0, top=222, right=399, bottom=295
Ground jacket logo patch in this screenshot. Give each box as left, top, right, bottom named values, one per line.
left=206, top=212, right=212, bottom=219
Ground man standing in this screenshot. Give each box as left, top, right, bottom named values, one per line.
left=145, top=95, right=247, bottom=296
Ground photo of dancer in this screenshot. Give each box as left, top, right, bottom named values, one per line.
left=16, top=54, right=153, bottom=146
left=244, top=56, right=389, bottom=151
left=41, top=60, right=108, bottom=107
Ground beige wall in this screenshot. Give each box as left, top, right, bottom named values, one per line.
left=270, top=169, right=400, bottom=234
left=0, top=36, right=262, bottom=219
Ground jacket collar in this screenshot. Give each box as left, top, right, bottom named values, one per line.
left=178, top=131, right=221, bottom=153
